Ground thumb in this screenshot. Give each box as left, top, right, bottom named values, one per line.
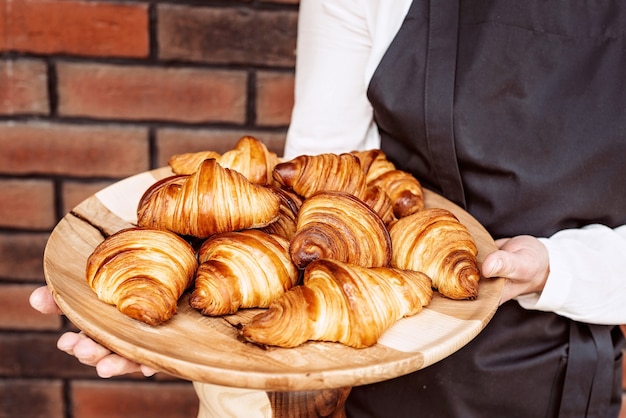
left=29, top=286, right=63, bottom=315
left=482, top=250, right=513, bottom=279
left=482, top=235, right=549, bottom=281
left=481, top=235, right=550, bottom=303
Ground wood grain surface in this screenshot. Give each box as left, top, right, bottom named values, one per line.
left=43, top=167, right=504, bottom=392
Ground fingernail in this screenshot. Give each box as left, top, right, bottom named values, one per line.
left=485, top=257, right=502, bottom=277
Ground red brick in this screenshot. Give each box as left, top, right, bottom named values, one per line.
left=57, top=62, right=247, bottom=124
left=62, top=180, right=116, bottom=215
left=256, top=71, right=295, bottom=126
left=72, top=380, right=199, bottom=418
left=0, top=0, right=148, bottom=57
left=0, top=232, right=49, bottom=281
left=0, top=2, right=6, bottom=50
left=0, top=179, right=55, bottom=229
left=0, top=121, right=149, bottom=177
left=155, top=128, right=287, bottom=167
left=0, top=379, right=64, bottom=418
left=0, top=59, right=49, bottom=115
left=158, top=5, right=298, bottom=67
left=0, top=284, right=62, bottom=330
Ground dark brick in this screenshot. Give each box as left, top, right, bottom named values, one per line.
left=0, top=379, right=64, bottom=418
left=0, top=333, right=97, bottom=378
left=158, top=5, right=298, bottom=67
left=0, top=232, right=49, bottom=281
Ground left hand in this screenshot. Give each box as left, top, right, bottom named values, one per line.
left=481, top=235, right=550, bottom=305
left=29, top=286, right=157, bottom=378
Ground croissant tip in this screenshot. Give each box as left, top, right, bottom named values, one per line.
left=120, top=306, right=172, bottom=326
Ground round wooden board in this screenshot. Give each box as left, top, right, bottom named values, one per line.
left=43, top=167, right=504, bottom=392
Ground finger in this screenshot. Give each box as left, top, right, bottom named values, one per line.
left=57, top=331, right=84, bottom=356
left=481, top=250, right=506, bottom=278
left=140, top=365, right=158, bottom=377
left=29, top=286, right=63, bottom=315
left=72, top=334, right=114, bottom=366
left=57, top=332, right=112, bottom=367
left=485, top=250, right=524, bottom=279
left=96, top=354, right=143, bottom=378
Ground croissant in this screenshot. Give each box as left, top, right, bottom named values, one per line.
left=168, top=150, right=221, bottom=175
left=190, top=229, right=299, bottom=316
left=168, top=136, right=279, bottom=184
left=289, top=191, right=392, bottom=269
left=388, top=207, right=480, bottom=300
left=241, top=259, right=433, bottom=348
left=353, top=149, right=424, bottom=218
left=258, top=186, right=303, bottom=241
left=85, top=227, right=198, bottom=325
left=362, top=185, right=396, bottom=225
left=272, top=152, right=368, bottom=200
left=137, top=158, right=281, bottom=239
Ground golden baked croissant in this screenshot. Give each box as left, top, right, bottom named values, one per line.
left=353, top=149, right=424, bottom=218
left=389, top=207, right=480, bottom=300
left=189, top=229, right=299, bottom=316
left=137, top=158, right=281, bottom=239
left=168, top=136, right=279, bottom=184
left=272, top=152, right=368, bottom=199
left=258, top=186, right=303, bottom=241
left=168, top=150, right=220, bottom=175
left=85, top=227, right=198, bottom=325
left=241, top=259, right=433, bottom=348
left=361, top=185, right=396, bottom=225
left=289, top=191, right=392, bottom=269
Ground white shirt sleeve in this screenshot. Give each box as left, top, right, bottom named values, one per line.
left=283, top=0, right=413, bottom=159
left=516, top=224, right=626, bottom=325
left=284, top=0, right=392, bottom=159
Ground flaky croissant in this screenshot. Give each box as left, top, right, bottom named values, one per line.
left=137, top=158, right=281, bottom=239
left=190, top=229, right=299, bottom=316
left=361, top=184, right=396, bottom=225
left=289, top=191, right=392, bottom=269
left=258, top=186, right=303, bottom=241
left=168, top=136, right=279, bottom=184
left=86, top=227, right=198, bottom=325
left=168, top=150, right=220, bottom=175
left=241, top=259, right=433, bottom=348
left=272, top=152, right=368, bottom=200
left=353, top=149, right=424, bottom=218
left=389, top=208, right=480, bottom=300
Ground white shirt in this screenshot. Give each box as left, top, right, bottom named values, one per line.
left=284, top=0, right=626, bottom=324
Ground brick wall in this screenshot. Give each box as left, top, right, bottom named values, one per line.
left=0, top=0, right=296, bottom=417
left=1, top=1, right=625, bottom=418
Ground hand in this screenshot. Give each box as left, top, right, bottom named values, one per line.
left=481, top=235, right=550, bottom=305
left=29, top=286, right=157, bottom=378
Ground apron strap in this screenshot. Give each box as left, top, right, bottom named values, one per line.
left=559, top=323, right=615, bottom=417
left=424, top=0, right=466, bottom=207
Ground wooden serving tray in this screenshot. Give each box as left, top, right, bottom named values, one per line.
left=43, top=167, right=504, bottom=392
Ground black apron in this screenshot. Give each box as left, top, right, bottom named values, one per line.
left=347, top=1, right=626, bottom=417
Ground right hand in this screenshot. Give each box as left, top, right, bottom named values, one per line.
left=29, top=286, right=157, bottom=378
left=481, top=235, right=550, bottom=305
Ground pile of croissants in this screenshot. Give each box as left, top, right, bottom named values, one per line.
left=85, top=136, right=481, bottom=349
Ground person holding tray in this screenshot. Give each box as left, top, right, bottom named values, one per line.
left=31, top=0, right=626, bottom=416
